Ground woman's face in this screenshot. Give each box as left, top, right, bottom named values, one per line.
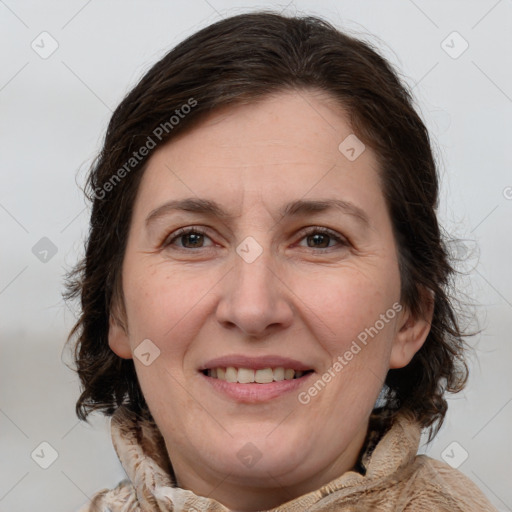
left=109, top=90, right=431, bottom=509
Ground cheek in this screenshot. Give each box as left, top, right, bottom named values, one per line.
left=122, top=264, right=209, bottom=414
left=123, top=262, right=216, bottom=354
left=293, top=263, right=400, bottom=349
left=297, top=270, right=400, bottom=415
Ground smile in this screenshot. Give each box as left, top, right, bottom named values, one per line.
left=199, top=356, right=315, bottom=402
left=202, top=367, right=313, bottom=383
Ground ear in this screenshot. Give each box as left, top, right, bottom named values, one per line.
left=389, top=288, right=434, bottom=369
left=108, top=315, right=133, bottom=359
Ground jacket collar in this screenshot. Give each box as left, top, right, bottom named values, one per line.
left=110, top=406, right=422, bottom=511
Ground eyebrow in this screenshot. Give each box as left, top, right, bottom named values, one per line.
left=145, top=197, right=370, bottom=228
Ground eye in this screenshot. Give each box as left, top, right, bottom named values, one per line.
left=163, top=226, right=349, bottom=252
left=297, top=227, right=348, bottom=251
left=164, top=226, right=214, bottom=249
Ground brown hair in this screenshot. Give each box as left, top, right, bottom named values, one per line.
left=65, top=11, right=473, bottom=437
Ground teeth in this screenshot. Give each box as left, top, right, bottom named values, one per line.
left=284, top=368, right=295, bottom=380
left=206, top=366, right=310, bottom=383
left=225, top=366, right=237, bottom=383
left=273, top=367, right=285, bottom=381
left=238, top=368, right=255, bottom=383
left=255, top=368, right=273, bottom=384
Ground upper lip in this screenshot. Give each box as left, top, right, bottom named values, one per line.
left=199, top=355, right=313, bottom=372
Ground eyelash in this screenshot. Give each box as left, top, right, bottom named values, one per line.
left=163, top=226, right=349, bottom=252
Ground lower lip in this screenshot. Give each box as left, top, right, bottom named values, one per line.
left=201, top=372, right=314, bottom=403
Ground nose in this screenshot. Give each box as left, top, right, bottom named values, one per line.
left=215, top=249, right=294, bottom=338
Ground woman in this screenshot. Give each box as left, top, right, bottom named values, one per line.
left=66, top=11, right=498, bottom=512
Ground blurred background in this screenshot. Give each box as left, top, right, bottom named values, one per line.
left=1, top=1, right=511, bottom=510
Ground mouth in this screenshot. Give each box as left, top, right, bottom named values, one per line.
left=201, top=367, right=314, bottom=383
left=198, top=356, right=315, bottom=403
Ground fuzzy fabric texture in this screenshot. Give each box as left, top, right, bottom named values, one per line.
left=78, top=407, right=498, bottom=511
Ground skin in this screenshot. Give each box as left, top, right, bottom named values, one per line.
left=109, top=89, right=433, bottom=511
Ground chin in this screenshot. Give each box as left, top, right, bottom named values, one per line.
left=199, top=425, right=318, bottom=482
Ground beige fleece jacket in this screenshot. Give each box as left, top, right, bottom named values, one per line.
left=78, top=406, right=498, bottom=511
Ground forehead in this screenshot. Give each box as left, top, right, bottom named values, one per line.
left=135, top=90, right=385, bottom=222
